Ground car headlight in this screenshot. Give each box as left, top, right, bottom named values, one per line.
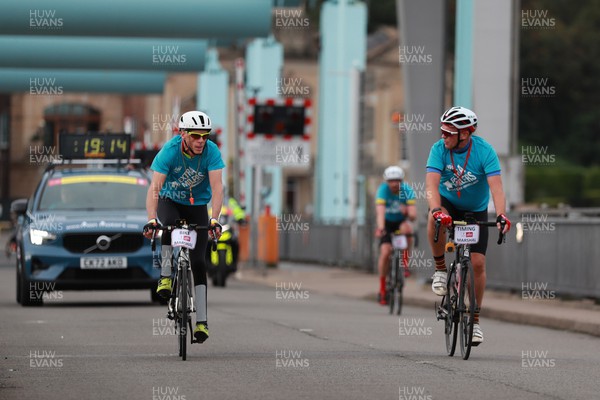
left=30, top=229, right=57, bottom=245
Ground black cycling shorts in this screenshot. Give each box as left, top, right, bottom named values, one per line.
left=380, top=220, right=404, bottom=246
left=440, top=196, right=489, bottom=255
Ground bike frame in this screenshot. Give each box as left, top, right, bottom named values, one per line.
left=435, top=214, right=505, bottom=360
left=387, top=231, right=418, bottom=315
left=169, top=246, right=195, bottom=331
left=150, top=220, right=216, bottom=360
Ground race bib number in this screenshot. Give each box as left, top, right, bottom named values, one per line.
left=454, top=224, right=480, bottom=244
left=171, top=229, right=197, bottom=249
left=391, top=234, right=408, bottom=250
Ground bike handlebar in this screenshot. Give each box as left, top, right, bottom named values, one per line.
left=434, top=219, right=506, bottom=245
left=148, top=222, right=218, bottom=252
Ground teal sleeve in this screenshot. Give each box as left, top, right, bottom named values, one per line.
left=426, top=141, right=445, bottom=172
left=207, top=142, right=225, bottom=171
left=150, top=147, right=171, bottom=175
left=375, top=183, right=386, bottom=203
left=483, top=146, right=501, bottom=175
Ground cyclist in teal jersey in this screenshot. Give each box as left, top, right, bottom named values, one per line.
left=375, top=166, right=417, bottom=305
left=426, top=106, right=511, bottom=344
left=143, top=110, right=225, bottom=344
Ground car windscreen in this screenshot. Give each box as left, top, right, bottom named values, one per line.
left=38, top=175, right=149, bottom=211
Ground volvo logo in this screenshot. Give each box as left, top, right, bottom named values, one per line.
left=96, top=235, right=112, bottom=251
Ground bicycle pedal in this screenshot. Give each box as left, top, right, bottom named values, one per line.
left=436, top=309, right=448, bottom=321
left=166, top=312, right=174, bottom=320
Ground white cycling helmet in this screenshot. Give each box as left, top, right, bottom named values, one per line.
left=383, top=166, right=405, bottom=181
left=440, top=106, right=477, bottom=133
left=179, top=110, right=212, bottom=131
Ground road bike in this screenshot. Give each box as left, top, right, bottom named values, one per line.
left=434, top=213, right=505, bottom=360
left=387, top=231, right=418, bottom=315
left=150, top=219, right=216, bottom=361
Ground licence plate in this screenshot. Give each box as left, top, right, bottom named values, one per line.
left=80, top=257, right=128, bottom=269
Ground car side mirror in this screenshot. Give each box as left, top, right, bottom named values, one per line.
left=10, top=198, right=28, bottom=216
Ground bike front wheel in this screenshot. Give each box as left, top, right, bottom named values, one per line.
left=445, top=267, right=458, bottom=356
left=388, top=255, right=403, bottom=315
left=179, top=262, right=188, bottom=361
left=459, top=260, right=476, bottom=360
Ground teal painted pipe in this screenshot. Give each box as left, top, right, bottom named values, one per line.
left=198, top=49, right=229, bottom=184
left=315, top=0, right=367, bottom=221
left=0, top=36, right=206, bottom=71
left=0, top=0, right=271, bottom=39
left=0, top=68, right=165, bottom=94
left=454, top=0, right=474, bottom=108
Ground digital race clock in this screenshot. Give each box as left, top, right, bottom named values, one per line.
left=59, top=133, right=131, bottom=159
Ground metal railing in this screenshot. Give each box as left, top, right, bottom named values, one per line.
left=278, top=214, right=600, bottom=299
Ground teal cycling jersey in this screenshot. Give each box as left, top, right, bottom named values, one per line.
left=376, top=182, right=416, bottom=223
left=151, top=135, right=225, bottom=206
left=426, top=135, right=501, bottom=212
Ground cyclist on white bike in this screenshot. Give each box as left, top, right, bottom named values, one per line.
left=143, top=110, right=224, bottom=343
left=375, top=166, right=417, bottom=305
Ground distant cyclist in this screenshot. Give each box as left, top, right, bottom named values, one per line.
left=426, top=106, right=511, bottom=345
left=375, top=166, right=417, bottom=305
left=143, top=110, right=225, bottom=343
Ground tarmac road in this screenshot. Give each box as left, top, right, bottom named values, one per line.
left=1, top=262, right=600, bottom=400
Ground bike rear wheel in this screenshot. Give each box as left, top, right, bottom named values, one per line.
left=459, top=260, right=476, bottom=360
left=445, top=266, right=458, bottom=356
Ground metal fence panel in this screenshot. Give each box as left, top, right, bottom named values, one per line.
left=279, top=219, right=600, bottom=299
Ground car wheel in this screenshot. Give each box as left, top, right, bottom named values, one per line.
left=216, top=250, right=227, bottom=287
left=16, top=261, right=21, bottom=304
left=20, top=273, right=43, bottom=307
